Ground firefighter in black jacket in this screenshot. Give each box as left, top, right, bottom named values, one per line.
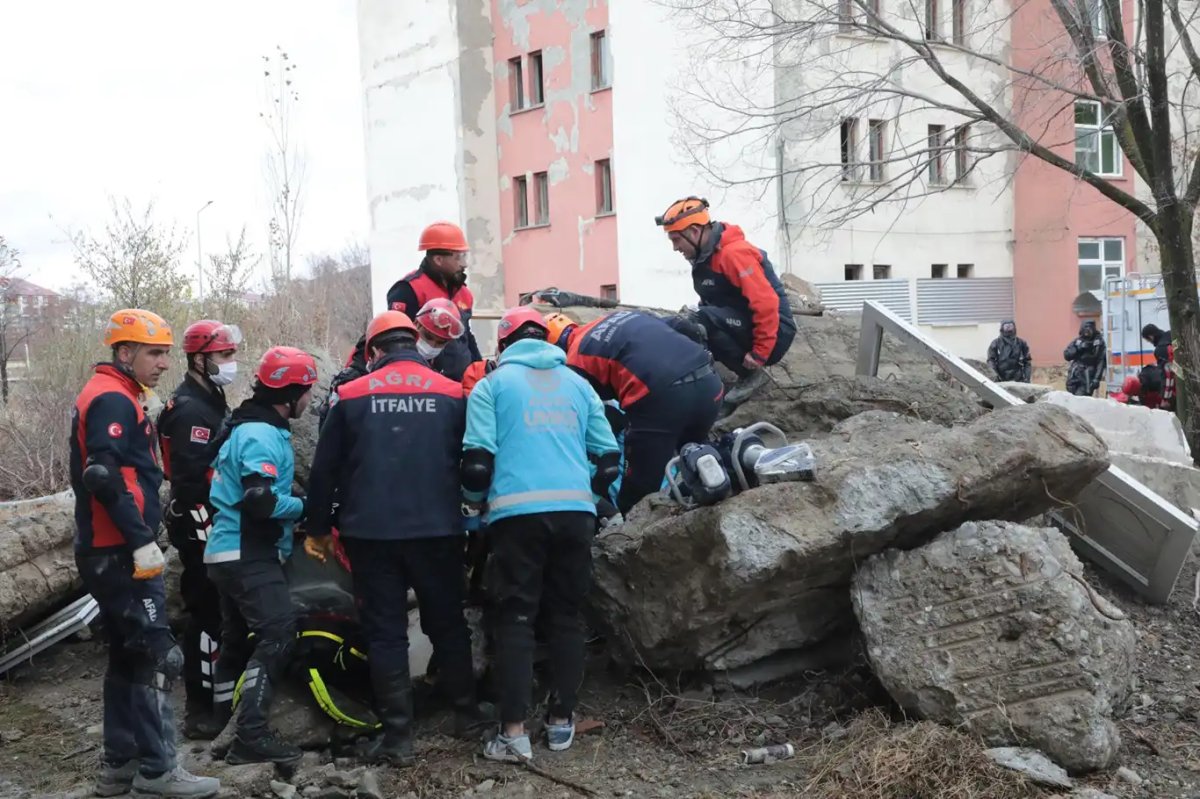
left=72, top=309, right=220, bottom=798
left=156, top=320, right=241, bottom=740
left=303, top=310, right=488, bottom=765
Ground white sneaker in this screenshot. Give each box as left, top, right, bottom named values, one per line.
left=131, top=766, right=219, bottom=798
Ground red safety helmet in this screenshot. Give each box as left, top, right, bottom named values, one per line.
left=416, top=298, right=465, bottom=341
left=1122, top=376, right=1141, bottom=396
left=182, top=320, right=243, bottom=354
left=366, top=310, right=418, bottom=350
left=418, top=221, right=469, bottom=252
left=256, top=346, right=319, bottom=389
left=497, top=307, right=549, bottom=345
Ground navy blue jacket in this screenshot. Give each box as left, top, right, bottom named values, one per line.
left=307, top=350, right=466, bottom=541
left=566, top=311, right=712, bottom=408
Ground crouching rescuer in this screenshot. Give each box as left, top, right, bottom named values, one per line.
left=72, top=309, right=219, bottom=798
left=461, top=308, right=620, bottom=762
left=303, top=310, right=491, bottom=766
left=205, top=346, right=319, bottom=766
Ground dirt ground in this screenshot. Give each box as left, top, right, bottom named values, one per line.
left=2, top=544, right=1199, bottom=799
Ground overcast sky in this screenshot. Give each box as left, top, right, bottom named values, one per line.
left=0, top=1, right=368, bottom=293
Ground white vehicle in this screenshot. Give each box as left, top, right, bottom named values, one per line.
left=1101, top=272, right=1188, bottom=395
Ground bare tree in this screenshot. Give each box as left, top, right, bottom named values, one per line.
left=69, top=198, right=192, bottom=319
left=204, top=226, right=259, bottom=323
left=0, top=237, right=40, bottom=402
left=668, top=0, right=1200, bottom=463
left=261, top=45, right=305, bottom=286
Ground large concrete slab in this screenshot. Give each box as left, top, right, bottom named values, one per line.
left=1041, top=391, right=1191, bottom=466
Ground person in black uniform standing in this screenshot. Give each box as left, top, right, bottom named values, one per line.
left=156, top=320, right=242, bottom=740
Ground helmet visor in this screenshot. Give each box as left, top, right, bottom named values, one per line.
left=417, top=306, right=465, bottom=340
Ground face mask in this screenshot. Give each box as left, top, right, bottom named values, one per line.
left=417, top=339, right=445, bottom=361
left=210, top=361, right=238, bottom=386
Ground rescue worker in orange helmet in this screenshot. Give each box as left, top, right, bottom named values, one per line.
left=305, top=311, right=490, bottom=765
left=656, top=197, right=796, bottom=406
left=385, top=222, right=482, bottom=380
left=156, top=320, right=243, bottom=740
left=72, top=310, right=220, bottom=798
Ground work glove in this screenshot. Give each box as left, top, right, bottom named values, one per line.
left=304, top=534, right=337, bottom=564
left=742, top=353, right=762, bottom=371
left=132, top=542, right=166, bottom=580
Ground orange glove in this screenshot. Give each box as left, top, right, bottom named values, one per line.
left=304, top=535, right=337, bottom=564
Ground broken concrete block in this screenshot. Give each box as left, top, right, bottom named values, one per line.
left=591, top=403, right=1108, bottom=672
left=1041, top=390, right=1190, bottom=464
left=1109, top=452, right=1200, bottom=515
left=985, top=747, right=1073, bottom=788
left=998, top=382, right=1054, bottom=403
left=854, top=520, right=1136, bottom=773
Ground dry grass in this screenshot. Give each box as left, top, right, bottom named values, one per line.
left=798, top=709, right=1047, bottom=799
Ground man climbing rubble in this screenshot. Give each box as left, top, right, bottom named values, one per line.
left=986, top=320, right=1032, bottom=383
left=656, top=196, right=796, bottom=406
left=71, top=309, right=219, bottom=798
left=205, top=346, right=318, bottom=766
left=462, top=307, right=619, bottom=762
left=545, top=309, right=723, bottom=514
left=304, top=310, right=490, bottom=766
left=156, top=320, right=241, bottom=741
left=385, top=221, right=483, bottom=380
left=1064, top=320, right=1106, bottom=397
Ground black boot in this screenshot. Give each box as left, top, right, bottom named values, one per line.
left=224, top=660, right=300, bottom=765
left=226, top=729, right=302, bottom=766
left=362, top=668, right=415, bottom=766
left=454, top=699, right=496, bottom=741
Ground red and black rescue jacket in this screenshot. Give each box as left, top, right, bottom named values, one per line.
left=387, top=265, right=482, bottom=380
left=70, top=364, right=163, bottom=552
left=566, top=311, right=712, bottom=408
left=691, top=222, right=795, bottom=364
left=157, top=372, right=229, bottom=509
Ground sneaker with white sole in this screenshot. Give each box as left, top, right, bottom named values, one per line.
left=545, top=717, right=575, bottom=752
left=131, top=765, right=220, bottom=798
left=482, top=732, right=533, bottom=763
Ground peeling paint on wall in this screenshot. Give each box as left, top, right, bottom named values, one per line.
left=547, top=157, right=570, bottom=185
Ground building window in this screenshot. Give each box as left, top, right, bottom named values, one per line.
left=600, top=284, right=618, bottom=301
left=1078, top=237, right=1124, bottom=291
left=595, top=159, right=614, bottom=215
left=1075, top=100, right=1122, bottom=176
left=952, top=0, right=966, bottom=43
left=534, top=171, right=550, bottom=225
left=509, top=56, right=525, bottom=111
left=954, top=125, right=971, bottom=182
left=591, top=31, right=609, bottom=90
left=956, top=263, right=974, bottom=278
left=931, top=263, right=948, bottom=278
left=925, top=0, right=940, bottom=40
left=873, top=264, right=892, bottom=279
left=840, top=118, right=860, bottom=181
left=529, top=51, right=545, bottom=106
left=868, top=119, right=886, bottom=182
left=514, top=175, right=529, bottom=228
left=845, top=264, right=863, bottom=280
left=927, top=124, right=946, bottom=185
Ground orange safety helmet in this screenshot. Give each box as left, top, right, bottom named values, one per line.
left=655, top=197, right=710, bottom=233
left=544, top=312, right=576, bottom=348
left=103, top=309, right=174, bottom=348
left=366, top=310, right=418, bottom=350
left=497, top=307, right=548, bottom=345
left=418, top=221, right=469, bottom=253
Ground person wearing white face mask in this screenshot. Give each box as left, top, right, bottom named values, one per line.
left=156, top=319, right=243, bottom=740
left=414, top=297, right=467, bottom=372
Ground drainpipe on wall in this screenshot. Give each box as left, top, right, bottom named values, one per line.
left=776, top=136, right=794, bottom=276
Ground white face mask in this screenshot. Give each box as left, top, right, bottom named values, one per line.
left=417, top=339, right=445, bottom=361
left=210, top=361, right=238, bottom=386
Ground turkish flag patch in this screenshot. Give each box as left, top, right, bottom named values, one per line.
left=390, top=301, right=403, bottom=311
left=190, top=426, right=211, bottom=444
left=107, top=422, right=123, bottom=438
left=261, top=463, right=278, bottom=477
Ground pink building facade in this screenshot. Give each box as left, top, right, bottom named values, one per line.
left=492, top=0, right=619, bottom=305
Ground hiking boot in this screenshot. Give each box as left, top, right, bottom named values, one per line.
left=95, top=759, right=138, bottom=797
left=724, top=369, right=770, bottom=405
left=130, top=766, right=219, bottom=798
left=482, top=731, right=533, bottom=763
left=224, top=730, right=302, bottom=766
left=359, top=731, right=416, bottom=767
left=545, top=716, right=576, bottom=752
left=454, top=700, right=497, bottom=740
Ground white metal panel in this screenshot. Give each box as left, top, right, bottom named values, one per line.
left=818, top=279, right=912, bottom=321
left=916, top=277, right=1014, bottom=325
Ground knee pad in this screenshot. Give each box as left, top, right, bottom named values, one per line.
left=255, top=632, right=296, bottom=674
left=132, top=644, right=183, bottom=691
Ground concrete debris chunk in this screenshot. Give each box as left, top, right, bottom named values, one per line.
left=985, top=747, right=1073, bottom=788
left=854, top=521, right=1136, bottom=773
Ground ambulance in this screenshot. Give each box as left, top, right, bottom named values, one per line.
left=1101, top=272, right=1184, bottom=394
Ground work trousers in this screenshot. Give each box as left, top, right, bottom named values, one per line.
left=166, top=507, right=222, bottom=710
left=695, top=305, right=796, bottom=377
left=618, top=369, right=724, bottom=514
left=77, top=549, right=181, bottom=777
left=208, top=559, right=296, bottom=740
left=487, top=511, right=594, bottom=725
left=341, top=535, right=475, bottom=704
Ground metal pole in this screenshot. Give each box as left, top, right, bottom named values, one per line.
left=196, top=200, right=214, bottom=304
